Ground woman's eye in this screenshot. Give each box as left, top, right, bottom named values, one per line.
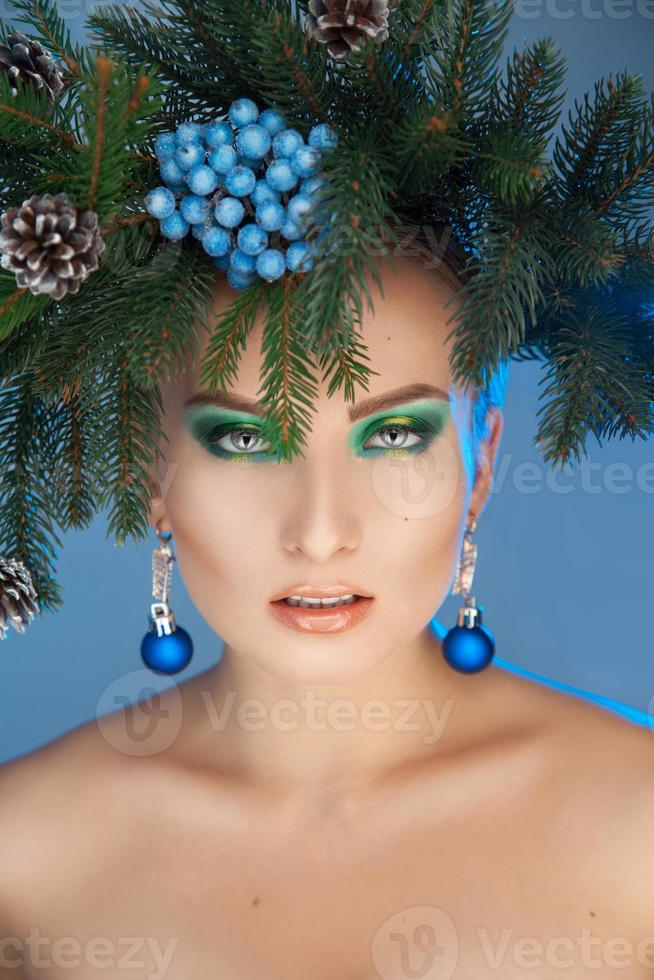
left=213, top=426, right=272, bottom=455
left=362, top=424, right=427, bottom=451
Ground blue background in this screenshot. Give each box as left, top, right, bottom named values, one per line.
left=1, top=0, right=653, bottom=762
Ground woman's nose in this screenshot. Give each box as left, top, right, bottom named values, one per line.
left=278, top=455, right=362, bottom=563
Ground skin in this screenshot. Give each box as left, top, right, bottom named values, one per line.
left=0, top=256, right=653, bottom=980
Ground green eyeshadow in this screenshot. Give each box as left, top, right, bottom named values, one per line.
left=348, top=399, right=451, bottom=457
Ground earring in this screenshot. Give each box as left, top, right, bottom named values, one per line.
left=442, top=513, right=495, bottom=673
left=140, top=522, right=194, bottom=675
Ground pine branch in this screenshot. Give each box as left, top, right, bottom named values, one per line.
left=0, top=273, right=51, bottom=341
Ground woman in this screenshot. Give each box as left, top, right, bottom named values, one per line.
left=0, top=251, right=652, bottom=980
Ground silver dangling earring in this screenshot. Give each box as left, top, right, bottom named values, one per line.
left=442, top=513, right=495, bottom=673
left=140, top=521, right=193, bottom=675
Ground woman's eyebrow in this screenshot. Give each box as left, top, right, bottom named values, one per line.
left=184, top=382, right=449, bottom=422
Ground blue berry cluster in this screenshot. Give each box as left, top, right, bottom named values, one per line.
left=144, top=98, right=339, bottom=289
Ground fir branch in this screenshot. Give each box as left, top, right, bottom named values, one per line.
left=257, top=277, right=321, bottom=462
left=0, top=273, right=51, bottom=342
left=199, top=278, right=269, bottom=393
left=0, top=373, right=63, bottom=611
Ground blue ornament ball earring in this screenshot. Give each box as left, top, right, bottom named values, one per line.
left=140, top=522, right=194, bottom=675
left=442, top=513, right=495, bottom=674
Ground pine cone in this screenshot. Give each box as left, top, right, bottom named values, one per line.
left=0, top=557, right=40, bottom=640
left=0, top=32, right=64, bottom=104
left=0, top=192, right=106, bottom=301
left=304, top=0, right=390, bottom=60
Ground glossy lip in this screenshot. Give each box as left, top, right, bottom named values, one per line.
left=267, top=595, right=375, bottom=634
left=268, top=583, right=374, bottom=602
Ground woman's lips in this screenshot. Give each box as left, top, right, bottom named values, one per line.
left=267, top=596, right=375, bottom=633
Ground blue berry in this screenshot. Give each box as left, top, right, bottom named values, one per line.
left=256, top=249, right=286, bottom=281
left=290, top=145, right=321, bottom=177
left=224, top=165, right=257, bottom=197
left=237, top=223, right=268, bottom=256
left=301, top=176, right=325, bottom=196
left=201, top=225, right=232, bottom=257
left=180, top=193, right=211, bottom=224
left=266, top=160, right=298, bottom=193
left=215, top=197, right=246, bottom=228
left=176, top=122, right=204, bottom=145
left=286, top=240, right=314, bottom=272
left=160, top=158, right=186, bottom=186
left=191, top=223, right=207, bottom=240
left=213, top=254, right=232, bottom=271
left=237, top=124, right=272, bottom=159
left=252, top=180, right=281, bottom=207
left=230, top=249, right=258, bottom=275
left=209, top=144, right=238, bottom=174
left=187, top=164, right=219, bottom=196
left=227, top=267, right=258, bottom=290
left=308, top=123, right=339, bottom=150
left=175, top=142, right=205, bottom=172
left=281, top=217, right=303, bottom=241
left=145, top=186, right=176, bottom=220
left=272, top=129, right=304, bottom=158
left=204, top=120, right=233, bottom=147
left=160, top=212, right=190, bottom=241
left=229, top=98, right=259, bottom=128
left=154, top=131, right=176, bottom=160
left=259, top=108, right=286, bottom=136
left=287, top=193, right=314, bottom=226
left=256, top=200, right=286, bottom=232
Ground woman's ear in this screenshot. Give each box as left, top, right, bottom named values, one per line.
left=147, top=473, right=169, bottom=533
left=469, top=406, right=504, bottom=520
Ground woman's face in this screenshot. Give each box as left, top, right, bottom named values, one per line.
left=149, top=257, right=503, bottom=684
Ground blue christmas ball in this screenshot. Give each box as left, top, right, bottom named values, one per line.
left=252, top=180, right=281, bottom=207
left=290, top=145, right=321, bottom=177
left=266, top=159, right=298, bottom=193
left=160, top=212, right=190, bottom=241
left=256, top=200, right=286, bottom=232
left=237, top=223, right=268, bottom=256
left=160, top=158, right=186, bottom=186
left=442, top=624, right=495, bottom=673
left=256, top=249, right=286, bottom=281
left=209, top=144, right=238, bottom=174
left=215, top=196, right=246, bottom=228
left=229, top=98, right=259, bottom=128
left=204, top=120, right=233, bottom=147
left=308, top=123, right=339, bottom=149
left=280, top=217, right=303, bottom=241
left=213, top=253, right=231, bottom=271
left=227, top=267, right=258, bottom=290
left=145, top=186, right=176, bottom=220
left=272, top=128, right=304, bottom=158
left=179, top=193, right=211, bottom=224
left=287, top=193, right=314, bottom=226
left=224, top=165, right=257, bottom=198
left=230, top=249, right=258, bottom=275
left=141, top=624, right=193, bottom=675
left=236, top=123, right=272, bottom=159
left=187, top=163, right=219, bottom=195
left=286, top=240, right=314, bottom=273
left=175, top=142, right=205, bottom=172
left=175, top=121, right=204, bottom=145
left=154, top=131, right=176, bottom=160
left=259, top=108, right=286, bottom=136
left=201, top=224, right=232, bottom=257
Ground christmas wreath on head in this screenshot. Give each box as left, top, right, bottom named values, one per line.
left=0, top=0, right=652, bottom=637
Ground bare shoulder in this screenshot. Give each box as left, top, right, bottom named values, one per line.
left=498, top=667, right=654, bottom=931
